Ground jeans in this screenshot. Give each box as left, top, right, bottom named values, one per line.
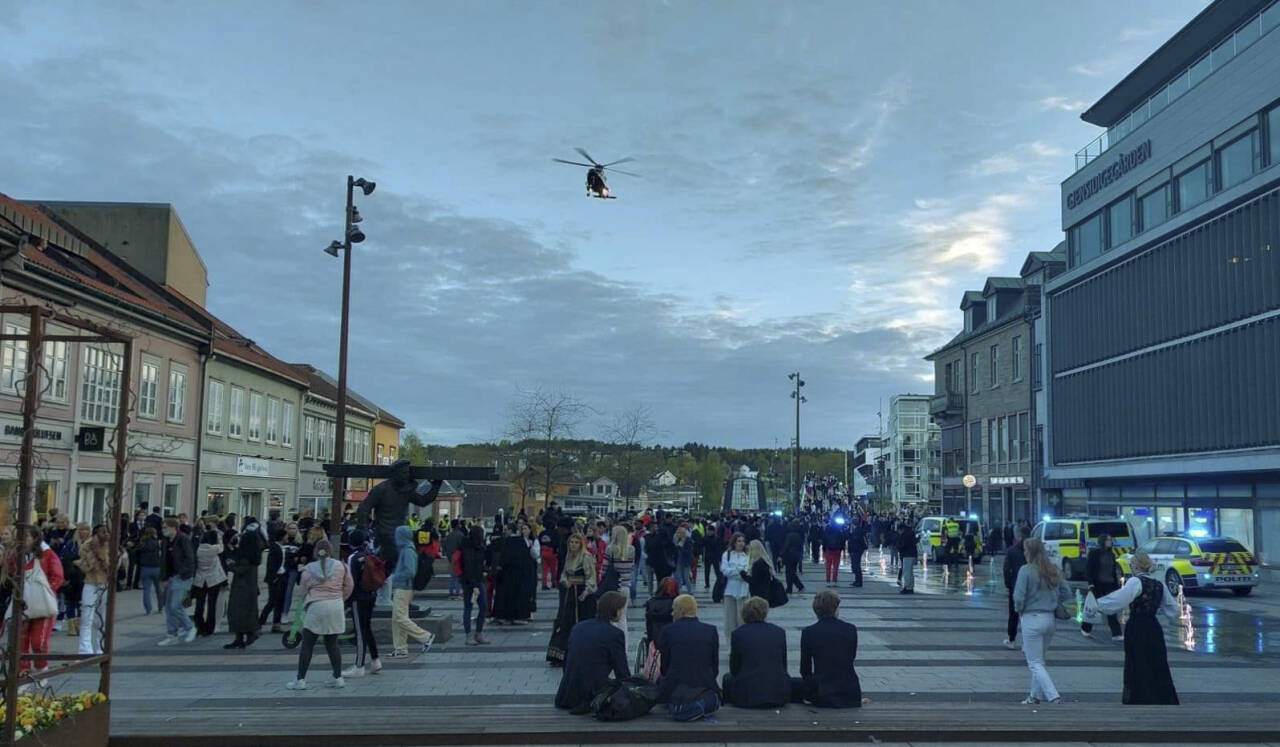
left=675, top=561, right=693, bottom=593
left=391, top=588, right=432, bottom=652
left=849, top=549, right=864, bottom=585
left=78, top=583, right=106, bottom=654
left=259, top=574, right=286, bottom=627
left=784, top=559, right=805, bottom=593
left=448, top=573, right=462, bottom=597
left=193, top=584, right=223, bottom=636
left=1006, top=591, right=1020, bottom=641
left=281, top=570, right=300, bottom=615
left=139, top=566, right=162, bottom=614
left=901, top=556, right=916, bottom=591
left=462, top=582, right=486, bottom=634
left=1020, top=611, right=1060, bottom=702
left=164, top=577, right=194, bottom=636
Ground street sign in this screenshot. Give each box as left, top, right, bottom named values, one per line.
left=77, top=426, right=105, bottom=452
left=962, top=474, right=977, bottom=488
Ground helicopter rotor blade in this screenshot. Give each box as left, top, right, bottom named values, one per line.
left=604, top=167, right=640, bottom=177
left=602, top=156, right=635, bottom=167
left=574, top=147, right=602, bottom=167
left=552, top=158, right=596, bottom=168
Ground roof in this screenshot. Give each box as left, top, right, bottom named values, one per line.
left=959, top=290, right=984, bottom=310
left=289, top=363, right=378, bottom=419
left=1080, top=0, right=1268, bottom=126
left=982, top=277, right=1024, bottom=295
left=36, top=200, right=210, bottom=277
left=1020, top=242, right=1068, bottom=277
left=928, top=297, right=1030, bottom=359
left=376, top=408, right=405, bottom=429
left=0, top=194, right=206, bottom=336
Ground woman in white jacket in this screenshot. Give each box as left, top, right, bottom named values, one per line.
left=719, top=532, right=749, bottom=634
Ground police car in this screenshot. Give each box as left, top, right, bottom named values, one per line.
left=1030, top=517, right=1136, bottom=582
left=1120, top=535, right=1260, bottom=597
left=917, top=516, right=984, bottom=563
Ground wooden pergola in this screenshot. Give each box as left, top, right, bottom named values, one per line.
left=1, top=303, right=131, bottom=744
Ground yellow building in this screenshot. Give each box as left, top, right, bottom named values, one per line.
left=373, top=408, right=404, bottom=466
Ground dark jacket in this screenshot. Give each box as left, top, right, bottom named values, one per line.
left=1085, top=546, right=1120, bottom=589
left=895, top=526, right=917, bottom=558
left=347, top=549, right=376, bottom=603
left=643, top=596, right=675, bottom=642
left=137, top=536, right=162, bottom=568
left=847, top=524, right=867, bottom=555
left=459, top=536, right=486, bottom=587
left=1003, top=541, right=1027, bottom=591
left=800, top=616, right=861, bottom=707
left=725, top=620, right=790, bottom=708
left=263, top=541, right=284, bottom=579
left=657, top=616, right=720, bottom=703
left=747, top=558, right=773, bottom=599
left=554, top=617, right=630, bottom=710
left=821, top=525, right=844, bottom=552
left=162, top=533, right=195, bottom=580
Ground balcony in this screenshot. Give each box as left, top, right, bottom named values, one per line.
left=929, top=392, right=963, bottom=417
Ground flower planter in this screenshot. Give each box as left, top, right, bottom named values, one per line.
left=19, top=701, right=108, bottom=746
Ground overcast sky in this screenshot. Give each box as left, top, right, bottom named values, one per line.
left=0, top=0, right=1205, bottom=447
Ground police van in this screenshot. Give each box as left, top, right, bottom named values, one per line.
left=917, top=516, right=984, bottom=563
left=1120, top=535, right=1260, bottom=597
left=1030, top=516, right=1137, bottom=582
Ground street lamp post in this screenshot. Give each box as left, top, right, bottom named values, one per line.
left=788, top=372, right=806, bottom=513
left=327, top=174, right=375, bottom=547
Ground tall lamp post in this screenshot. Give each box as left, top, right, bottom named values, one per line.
left=788, top=372, right=805, bottom=512
left=326, top=175, right=376, bottom=546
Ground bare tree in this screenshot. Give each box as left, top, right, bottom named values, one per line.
left=505, top=386, right=592, bottom=513
left=602, top=405, right=656, bottom=511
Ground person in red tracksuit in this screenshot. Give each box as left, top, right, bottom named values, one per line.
left=7, top=525, right=65, bottom=678
left=538, top=527, right=558, bottom=590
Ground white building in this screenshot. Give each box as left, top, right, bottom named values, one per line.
left=886, top=394, right=940, bottom=507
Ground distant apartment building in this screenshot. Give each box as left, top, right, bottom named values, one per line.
left=884, top=395, right=939, bottom=507
left=1048, top=0, right=1280, bottom=560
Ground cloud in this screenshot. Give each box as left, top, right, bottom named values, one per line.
left=1039, top=95, right=1088, bottom=112
left=1029, top=140, right=1066, bottom=157
left=971, top=155, right=1020, bottom=176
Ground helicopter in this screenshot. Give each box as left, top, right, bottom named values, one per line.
left=553, top=148, right=638, bottom=199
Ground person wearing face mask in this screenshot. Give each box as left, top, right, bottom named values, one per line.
left=158, top=517, right=196, bottom=646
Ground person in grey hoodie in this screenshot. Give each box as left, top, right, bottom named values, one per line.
left=1013, top=538, right=1072, bottom=705
left=388, top=524, right=434, bottom=658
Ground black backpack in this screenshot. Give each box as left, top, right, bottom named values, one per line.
left=591, top=677, right=660, bottom=722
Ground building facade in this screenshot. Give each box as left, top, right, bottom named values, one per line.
left=928, top=265, right=1049, bottom=525
left=0, top=196, right=207, bottom=524
left=1048, top=0, right=1280, bottom=561
left=884, top=395, right=939, bottom=507
left=291, top=364, right=375, bottom=518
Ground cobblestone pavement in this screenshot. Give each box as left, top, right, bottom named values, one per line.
left=36, top=548, right=1280, bottom=740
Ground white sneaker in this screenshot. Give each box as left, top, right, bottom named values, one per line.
left=1002, top=638, right=1018, bottom=650
left=286, top=679, right=307, bottom=690
left=1081, top=629, right=1091, bottom=638
left=420, top=632, right=435, bottom=654
left=1111, top=634, right=1124, bottom=642
left=366, top=658, right=382, bottom=675
left=182, top=628, right=197, bottom=643
left=158, top=635, right=180, bottom=647
left=326, top=676, right=345, bottom=689
left=341, top=665, right=366, bottom=678
left=52, top=621, right=63, bottom=632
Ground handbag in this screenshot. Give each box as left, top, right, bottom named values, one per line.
left=599, top=557, right=621, bottom=594
left=767, top=576, right=789, bottom=608
left=711, top=574, right=727, bottom=604
left=1053, top=603, right=1071, bottom=620
left=8, top=557, right=59, bottom=619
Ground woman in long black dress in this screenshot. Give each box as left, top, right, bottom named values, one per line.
left=224, top=519, right=264, bottom=649
left=1096, top=551, right=1180, bottom=704
left=545, top=533, right=596, bottom=667
left=492, top=524, right=536, bottom=625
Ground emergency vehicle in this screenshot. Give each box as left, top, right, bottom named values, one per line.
left=1119, top=535, right=1259, bottom=597
left=1030, top=516, right=1136, bottom=581
left=917, top=516, right=984, bottom=563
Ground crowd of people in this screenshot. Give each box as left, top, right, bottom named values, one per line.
left=0, top=462, right=1183, bottom=708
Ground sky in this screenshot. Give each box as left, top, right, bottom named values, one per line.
left=0, top=0, right=1206, bottom=448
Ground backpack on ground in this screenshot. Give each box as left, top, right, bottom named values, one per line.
left=360, top=552, right=387, bottom=591
left=591, top=677, right=659, bottom=722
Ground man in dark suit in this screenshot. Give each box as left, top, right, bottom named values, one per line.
left=657, top=594, right=720, bottom=720
left=799, top=590, right=862, bottom=708
left=555, top=591, right=630, bottom=712
left=722, top=596, right=792, bottom=708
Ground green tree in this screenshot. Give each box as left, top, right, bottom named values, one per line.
left=697, top=451, right=727, bottom=511
left=398, top=431, right=429, bottom=465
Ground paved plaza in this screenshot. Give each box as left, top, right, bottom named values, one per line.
left=40, top=549, right=1280, bottom=743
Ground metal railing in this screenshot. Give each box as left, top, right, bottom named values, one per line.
left=1075, top=130, right=1111, bottom=171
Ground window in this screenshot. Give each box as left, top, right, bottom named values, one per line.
left=1218, top=129, right=1260, bottom=190
left=228, top=386, right=244, bottom=438
left=389, top=445, right=397, bottom=460
left=1108, top=194, right=1133, bottom=247
left=1270, top=106, right=1280, bottom=168
left=970, top=353, right=979, bottom=394
left=377, top=443, right=385, bottom=463
left=999, top=417, right=1008, bottom=464
left=265, top=397, right=279, bottom=444
left=304, top=415, right=316, bottom=459
left=137, top=358, right=159, bottom=418
left=1011, top=336, right=1023, bottom=382
left=133, top=477, right=152, bottom=513
left=985, top=297, right=996, bottom=324
left=1031, top=343, right=1043, bottom=390
left=989, top=344, right=999, bottom=388
left=1139, top=184, right=1170, bottom=232
left=1069, top=211, right=1103, bottom=267
left=42, top=339, right=67, bottom=402
left=951, top=359, right=962, bottom=392
left=163, top=476, right=181, bottom=516
left=1176, top=159, right=1210, bottom=211
left=987, top=420, right=997, bottom=468
left=80, top=346, right=122, bottom=425
left=1019, top=412, right=1030, bottom=463
left=0, top=323, right=27, bottom=396
left=167, top=364, right=187, bottom=423
left=206, top=380, right=224, bottom=435
left=281, top=401, right=294, bottom=447
left=248, top=391, right=263, bottom=442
